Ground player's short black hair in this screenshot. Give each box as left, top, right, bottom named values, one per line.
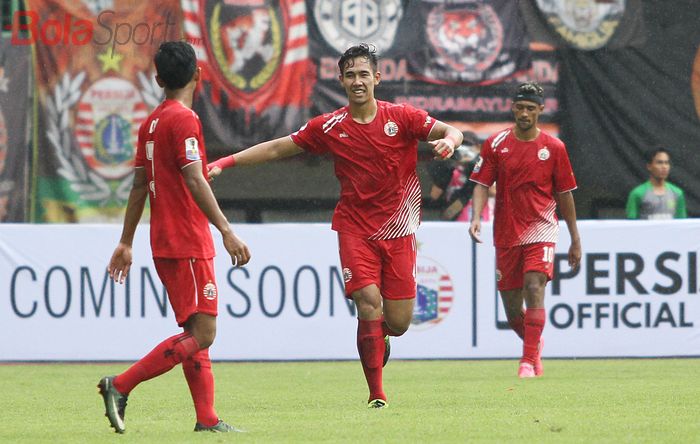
left=645, top=146, right=671, bottom=164
left=513, top=82, right=544, bottom=105
left=154, top=41, right=197, bottom=90
left=337, top=43, right=378, bottom=74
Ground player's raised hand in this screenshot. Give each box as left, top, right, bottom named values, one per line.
left=108, top=243, right=133, bottom=284
left=223, top=231, right=251, bottom=267
left=469, top=219, right=483, bottom=243
left=429, top=138, right=455, bottom=160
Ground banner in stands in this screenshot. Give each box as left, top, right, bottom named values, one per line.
left=183, top=0, right=315, bottom=153
left=0, top=39, right=31, bottom=222
left=1, top=221, right=698, bottom=361
left=555, top=1, right=700, bottom=217
left=306, top=0, right=557, bottom=135
left=27, top=0, right=182, bottom=222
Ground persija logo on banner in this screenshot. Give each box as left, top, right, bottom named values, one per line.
left=4, top=10, right=183, bottom=53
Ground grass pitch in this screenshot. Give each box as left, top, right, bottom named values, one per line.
left=1, top=359, right=698, bottom=443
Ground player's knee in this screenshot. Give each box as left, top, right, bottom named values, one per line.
left=524, top=281, right=545, bottom=297
left=384, top=316, right=410, bottom=336
left=194, top=330, right=215, bottom=349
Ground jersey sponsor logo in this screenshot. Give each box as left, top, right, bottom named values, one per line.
left=413, top=256, right=454, bottom=330
left=314, top=0, right=403, bottom=54
left=203, top=281, right=218, bottom=300
left=425, top=3, right=504, bottom=81
left=538, top=147, right=550, bottom=160
left=185, top=137, right=200, bottom=161
left=535, top=0, right=626, bottom=50
left=384, top=120, right=399, bottom=137
left=76, top=77, right=145, bottom=180
left=342, top=267, right=353, bottom=283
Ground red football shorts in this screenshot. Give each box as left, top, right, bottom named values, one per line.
left=495, top=242, right=556, bottom=291
left=153, top=257, right=218, bottom=326
left=338, top=232, right=417, bottom=300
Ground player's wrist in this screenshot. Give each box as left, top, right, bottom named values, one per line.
left=444, top=135, right=458, bottom=149
left=210, top=154, right=236, bottom=170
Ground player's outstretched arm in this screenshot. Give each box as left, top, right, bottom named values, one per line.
left=183, top=162, right=251, bottom=267
left=108, top=168, right=148, bottom=284
left=557, top=191, right=581, bottom=269
left=427, top=121, right=463, bottom=159
left=208, top=136, right=304, bottom=180
left=468, top=184, right=489, bottom=243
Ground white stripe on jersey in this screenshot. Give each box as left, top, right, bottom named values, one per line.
left=518, top=200, right=559, bottom=245
left=322, top=112, right=348, bottom=133
left=369, top=173, right=422, bottom=240
left=492, top=129, right=510, bottom=149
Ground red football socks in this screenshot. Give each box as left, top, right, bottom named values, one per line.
left=183, top=348, right=219, bottom=427
left=508, top=309, right=526, bottom=340
left=522, top=308, right=546, bottom=365
left=357, top=318, right=386, bottom=402
left=113, top=332, right=200, bottom=395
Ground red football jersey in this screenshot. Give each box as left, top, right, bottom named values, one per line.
left=135, top=99, right=215, bottom=258
left=470, top=128, right=577, bottom=247
left=290, top=100, right=437, bottom=239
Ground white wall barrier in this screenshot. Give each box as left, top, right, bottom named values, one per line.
left=1, top=221, right=699, bottom=361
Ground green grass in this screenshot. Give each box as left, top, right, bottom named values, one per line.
left=1, top=359, right=698, bottom=443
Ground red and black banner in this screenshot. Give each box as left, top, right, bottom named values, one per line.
left=183, top=0, right=316, bottom=153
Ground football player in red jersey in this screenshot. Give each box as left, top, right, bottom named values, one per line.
left=98, top=41, right=250, bottom=433
left=208, top=44, right=463, bottom=408
left=469, top=82, right=582, bottom=378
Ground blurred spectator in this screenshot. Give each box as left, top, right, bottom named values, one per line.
left=426, top=131, right=494, bottom=221
left=626, top=147, right=687, bottom=220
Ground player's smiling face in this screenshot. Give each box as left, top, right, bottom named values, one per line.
left=339, top=56, right=380, bottom=106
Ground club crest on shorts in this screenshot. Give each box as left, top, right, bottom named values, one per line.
left=496, top=269, right=503, bottom=282
left=538, top=147, right=550, bottom=160
left=413, top=256, right=454, bottom=330
left=342, top=267, right=353, bottom=283
left=203, top=282, right=217, bottom=300
left=384, top=120, right=399, bottom=137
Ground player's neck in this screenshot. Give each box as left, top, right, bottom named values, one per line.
left=348, top=99, right=378, bottom=124
left=164, top=86, right=195, bottom=109
left=513, top=126, right=540, bottom=141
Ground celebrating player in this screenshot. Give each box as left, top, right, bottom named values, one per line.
left=98, top=41, right=250, bottom=433
left=469, top=82, right=581, bottom=378
left=208, top=43, right=463, bottom=407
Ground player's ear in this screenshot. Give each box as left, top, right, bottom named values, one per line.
left=193, top=66, right=202, bottom=82
left=155, top=75, right=165, bottom=88
left=374, top=70, right=381, bottom=85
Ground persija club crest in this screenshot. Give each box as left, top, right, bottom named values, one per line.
left=413, top=256, right=454, bottom=330
left=76, top=77, right=146, bottom=180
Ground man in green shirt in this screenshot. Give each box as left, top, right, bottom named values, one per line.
left=626, top=147, right=687, bottom=219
